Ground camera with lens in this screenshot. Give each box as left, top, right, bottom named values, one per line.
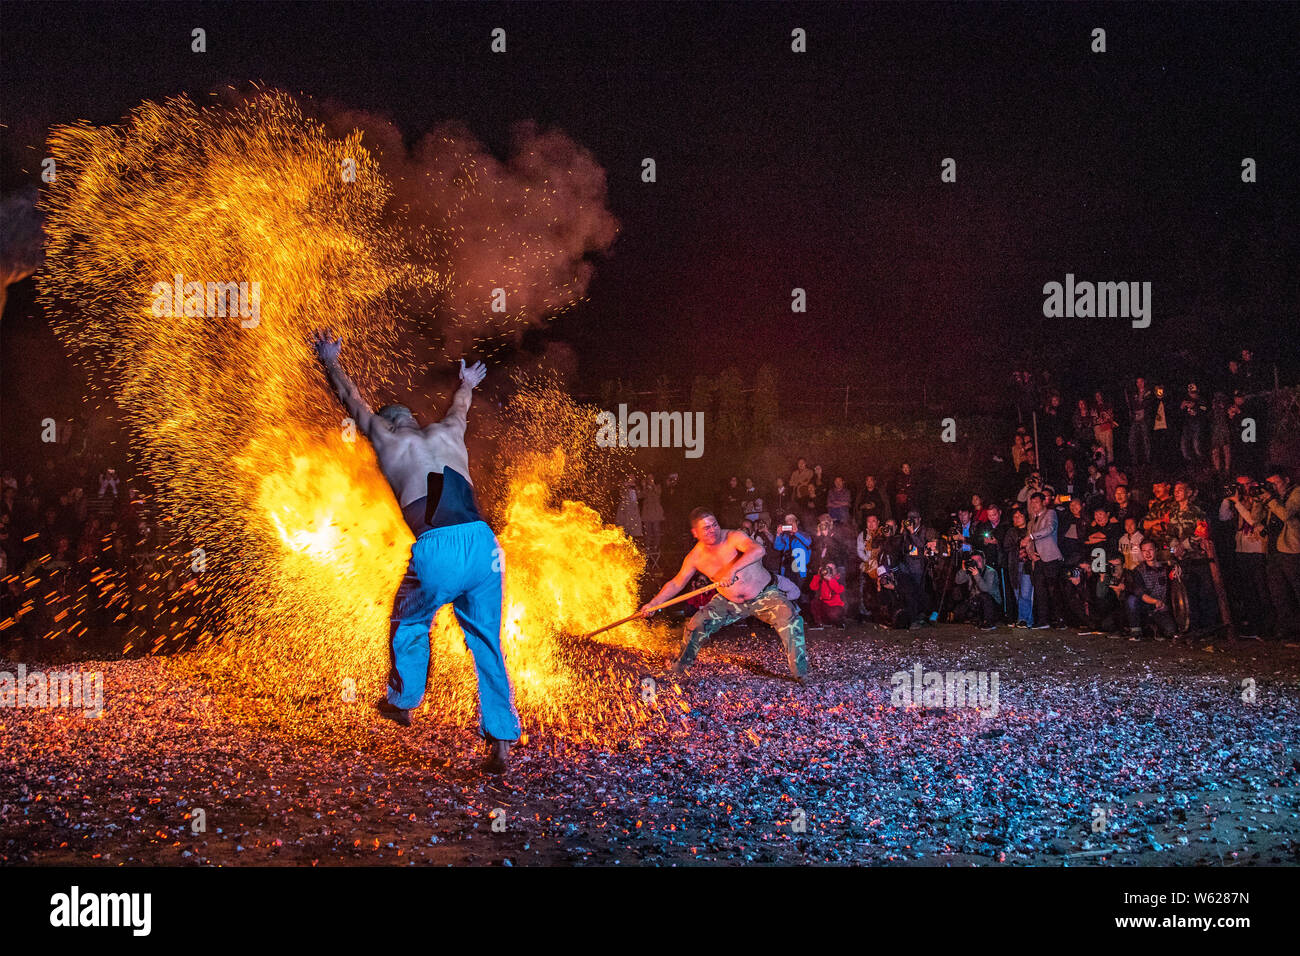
left=1225, top=480, right=1258, bottom=500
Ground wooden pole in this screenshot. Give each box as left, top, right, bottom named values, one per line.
left=578, top=580, right=721, bottom=640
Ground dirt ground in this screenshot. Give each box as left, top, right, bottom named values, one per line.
left=3, top=620, right=1298, bottom=866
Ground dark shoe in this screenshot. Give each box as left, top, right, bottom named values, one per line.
left=483, top=737, right=510, bottom=774
left=980, top=623, right=999, bottom=631
left=668, top=660, right=690, bottom=676
left=376, top=699, right=412, bottom=727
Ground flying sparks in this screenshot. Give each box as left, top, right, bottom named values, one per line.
left=35, top=91, right=662, bottom=743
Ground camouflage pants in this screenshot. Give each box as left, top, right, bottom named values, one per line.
left=678, top=583, right=807, bottom=676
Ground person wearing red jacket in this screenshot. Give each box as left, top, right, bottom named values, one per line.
left=809, top=562, right=847, bottom=628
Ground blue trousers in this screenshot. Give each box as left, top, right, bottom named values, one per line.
left=386, top=520, right=521, bottom=742
left=1017, top=571, right=1035, bottom=625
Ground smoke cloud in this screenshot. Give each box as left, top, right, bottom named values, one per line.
left=322, top=106, right=619, bottom=355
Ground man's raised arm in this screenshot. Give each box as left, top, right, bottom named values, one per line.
left=441, top=359, right=486, bottom=433
left=312, top=330, right=375, bottom=435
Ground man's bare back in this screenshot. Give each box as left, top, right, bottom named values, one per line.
left=370, top=419, right=471, bottom=510
left=312, top=330, right=482, bottom=509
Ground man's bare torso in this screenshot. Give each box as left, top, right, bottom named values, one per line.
left=691, top=533, right=770, bottom=602
left=371, top=423, right=471, bottom=509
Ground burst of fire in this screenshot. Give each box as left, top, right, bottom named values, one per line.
left=35, top=91, right=665, bottom=742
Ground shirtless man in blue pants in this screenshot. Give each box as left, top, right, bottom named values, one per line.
left=313, top=330, right=520, bottom=773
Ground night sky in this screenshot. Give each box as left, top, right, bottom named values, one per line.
left=2, top=1, right=1297, bottom=404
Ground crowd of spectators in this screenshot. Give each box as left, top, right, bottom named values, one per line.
left=630, top=348, right=1299, bottom=642
left=0, top=459, right=199, bottom=644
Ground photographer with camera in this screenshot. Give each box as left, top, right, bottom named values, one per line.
left=770, top=513, right=813, bottom=604
left=811, top=513, right=847, bottom=570
left=900, top=508, right=929, bottom=618
left=1080, top=556, right=1132, bottom=637
left=1261, top=466, right=1300, bottom=641
left=953, top=551, right=1003, bottom=630
left=1017, top=470, right=1046, bottom=507
left=809, top=562, right=847, bottom=629
left=875, top=525, right=922, bottom=628
left=1220, top=476, right=1270, bottom=639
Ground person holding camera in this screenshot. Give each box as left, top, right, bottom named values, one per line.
left=1261, top=466, right=1300, bottom=641
left=1017, top=470, right=1044, bottom=506
left=1083, top=556, right=1132, bottom=637
left=771, top=513, right=813, bottom=597
left=900, top=509, right=928, bottom=617
left=953, top=551, right=1002, bottom=629
left=809, top=562, right=847, bottom=628
left=1220, top=476, right=1270, bottom=639
left=876, top=529, right=921, bottom=628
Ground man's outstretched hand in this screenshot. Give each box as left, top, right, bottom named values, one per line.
left=313, top=330, right=343, bottom=366
left=459, top=358, right=487, bottom=389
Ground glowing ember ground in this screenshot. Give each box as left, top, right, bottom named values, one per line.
left=4, top=624, right=1298, bottom=866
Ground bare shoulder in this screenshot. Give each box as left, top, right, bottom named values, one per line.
left=421, top=418, right=461, bottom=445
left=726, top=529, right=755, bottom=548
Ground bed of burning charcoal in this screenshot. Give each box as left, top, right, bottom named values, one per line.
left=3, top=622, right=1299, bottom=866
